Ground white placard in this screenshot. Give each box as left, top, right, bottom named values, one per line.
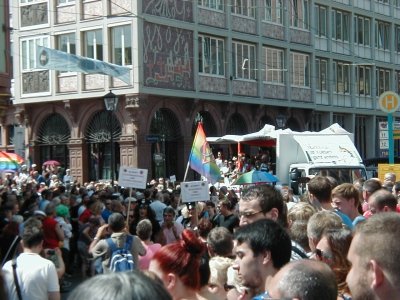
left=380, top=130, right=389, bottom=139
left=181, top=181, right=209, bottom=203
left=170, top=175, right=176, bottom=183
left=380, top=139, right=389, bottom=150
left=118, top=166, right=148, bottom=189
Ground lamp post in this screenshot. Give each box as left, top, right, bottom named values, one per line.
left=104, top=90, right=118, bottom=190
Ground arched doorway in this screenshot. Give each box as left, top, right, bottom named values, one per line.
left=85, top=111, right=121, bottom=181
left=258, top=115, right=275, bottom=129
left=226, top=113, right=248, bottom=157
left=37, top=113, right=70, bottom=171
left=149, top=108, right=182, bottom=180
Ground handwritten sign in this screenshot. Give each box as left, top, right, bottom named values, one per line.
left=118, top=166, right=148, bottom=189
left=181, top=181, right=209, bottom=203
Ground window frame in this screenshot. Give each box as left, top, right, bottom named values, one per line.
left=83, top=29, right=103, bottom=61
left=264, top=0, right=283, bottom=24
left=110, top=25, right=132, bottom=67
left=315, top=58, right=328, bottom=92
left=198, top=0, right=224, bottom=11
left=291, top=52, right=310, bottom=87
left=315, top=4, right=327, bottom=37
left=356, top=65, right=371, bottom=96
left=231, top=0, right=256, bottom=18
left=264, top=47, right=285, bottom=84
left=21, top=35, right=50, bottom=71
left=332, top=9, right=350, bottom=42
left=375, top=20, right=390, bottom=50
left=333, top=61, right=350, bottom=94
left=232, top=41, right=257, bottom=80
left=290, top=0, right=309, bottom=30
left=198, top=35, right=225, bottom=76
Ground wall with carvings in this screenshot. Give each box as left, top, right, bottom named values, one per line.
left=143, top=22, right=194, bottom=90
left=143, top=0, right=193, bottom=22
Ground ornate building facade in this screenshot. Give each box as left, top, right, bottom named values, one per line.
left=7, top=0, right=400, bottom=183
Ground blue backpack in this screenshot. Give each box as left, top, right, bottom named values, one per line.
left=106, top=235, right=135, bottom=272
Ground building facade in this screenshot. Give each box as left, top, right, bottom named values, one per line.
left=7, top=0, right=400, bottom=183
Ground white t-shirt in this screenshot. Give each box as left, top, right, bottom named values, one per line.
left=2, top=252, right=59, bottom=300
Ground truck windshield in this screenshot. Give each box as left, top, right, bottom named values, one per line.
left=308, top=168, right=366, bottom=185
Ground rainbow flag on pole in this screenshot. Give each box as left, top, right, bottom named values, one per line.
left=189, top=123, right=221, bottom=183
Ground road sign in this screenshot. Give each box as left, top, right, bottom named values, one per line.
left=379, top=91, right=400, bottom=113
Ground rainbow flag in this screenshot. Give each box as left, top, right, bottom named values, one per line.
left=189, top=123, right=221, bottom=183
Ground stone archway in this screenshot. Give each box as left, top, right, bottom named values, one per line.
left=37, top=113, right=71, bottom=170
left=85, top=111, right=122, bottom=181
left=149, top=108, right=182, bottom=180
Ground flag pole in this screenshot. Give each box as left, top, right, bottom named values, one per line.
left=184, top=116, right=202, bottom=182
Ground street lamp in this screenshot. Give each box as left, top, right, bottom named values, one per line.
left=104, top=90, right=118, bottom=190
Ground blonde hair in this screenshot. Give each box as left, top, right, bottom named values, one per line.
left=209, top=256, right=233, bottom=287
left=288, top=202, right=316, bottom=223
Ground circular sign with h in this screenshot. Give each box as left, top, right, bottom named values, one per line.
left=379, top=91, right=400, bottom=113
left=379, top=91, right=400, bottom=164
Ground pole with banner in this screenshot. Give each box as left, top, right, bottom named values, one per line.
left=379, top=91, right=400, bottom=164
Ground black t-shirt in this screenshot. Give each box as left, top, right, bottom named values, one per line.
left=214, top=213, right=239, bottom=233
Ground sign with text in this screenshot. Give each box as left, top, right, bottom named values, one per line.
left=118, top=166, right=148, bottom=189
left=379, top=91, right=400, bottom=113
left=378, top=164, right=400, bottom=182
left=181, top=181, right=209, bottom=203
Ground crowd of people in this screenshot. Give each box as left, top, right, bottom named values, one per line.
left=0, top=164, right=400, bottom=300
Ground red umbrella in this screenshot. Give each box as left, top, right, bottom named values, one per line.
left=42, top=160, right=61, bottom=166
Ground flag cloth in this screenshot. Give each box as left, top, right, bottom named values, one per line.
left=36, top=46, right=131, bottom=84
left=189, top=123, right=221, bottom=183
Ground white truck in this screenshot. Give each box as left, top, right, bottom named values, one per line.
left=208, top=123, right=367, bottom=194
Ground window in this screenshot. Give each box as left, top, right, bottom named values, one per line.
left=111, top=25, right=132, bottom=66
left=57, top=0, right=75, bottom=4
left=396, top=26, right=400, bottom=52
left=354, top=16, right=370, bottom=46
left=376, top=68, right=391, bottom=96
left=198, top=0, right=223, bottom=10
left=291, top=52, right=310, bottom=87
left=356, top=65, right=371, bottom=96
left=21, top=36, right=49, bottom=71
left=333, top=61, right=350, bottom=94
left=376, top=0, right=389, bottom=3
left=264, top=0, right=283, bottom=24
left=56, top=33, right=76, bottom=73
left=20, top=0, right=45, bottom=3
left=231, top=0, right=256, bottom=18
left=198, top=35, right=225, bottom=76
left=316, top=58, right=327, bottom=91
left=232, top=41, right=256, bottom=80
left=265, top=47, right=284, bottom=83
left=332, top=10, right=350, bottom=42
left=315, top=5, right=327, bottom=37
left=57, top=33, right=76, bottom=54
left=375, top=21, right=390, bottom=50
left=290, top=0, right=309, bottom=30
left=83, top=29, right=103, bottom=60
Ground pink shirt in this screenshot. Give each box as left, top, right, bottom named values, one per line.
left=138, top=243, right=162, bottom=270
left=161, top=222, right=184, bottom=244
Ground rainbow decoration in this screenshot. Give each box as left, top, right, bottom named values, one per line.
left=189, top=123, right=221, bottom=184
left=0, top=151, right=24, bottom=171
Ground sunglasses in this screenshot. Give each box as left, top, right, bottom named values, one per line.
left=315, top=248, right=332, bottom=260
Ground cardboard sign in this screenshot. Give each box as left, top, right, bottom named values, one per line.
left=378, top=164, right=400, bottom=182
left=181, top=181, right=209, bottom=203
left=118, top=166, right=148, bottom=189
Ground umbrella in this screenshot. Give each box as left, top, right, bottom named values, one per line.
left=0, top=151, right=24, bottom=171
left=232, top=169, right=279, bottom=185
left=43, top=160, right=61, bottom=166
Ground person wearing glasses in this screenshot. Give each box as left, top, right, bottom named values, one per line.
left=313, top=228, right=353, bottom=300
left=238, top=185, right=287, bottom=228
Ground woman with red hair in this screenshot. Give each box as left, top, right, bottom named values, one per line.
left=149, top=229, right=207, bottom=300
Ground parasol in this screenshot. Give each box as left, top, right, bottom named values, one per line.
left=42, top=160, right=61, bottom=166
left=232, top=169, right=279, bottom=185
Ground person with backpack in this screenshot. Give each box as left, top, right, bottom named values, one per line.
left=89, top=213, right=146, bottom=273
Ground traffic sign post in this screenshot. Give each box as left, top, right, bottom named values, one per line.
left=379, top=91, right=400, bottom=164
